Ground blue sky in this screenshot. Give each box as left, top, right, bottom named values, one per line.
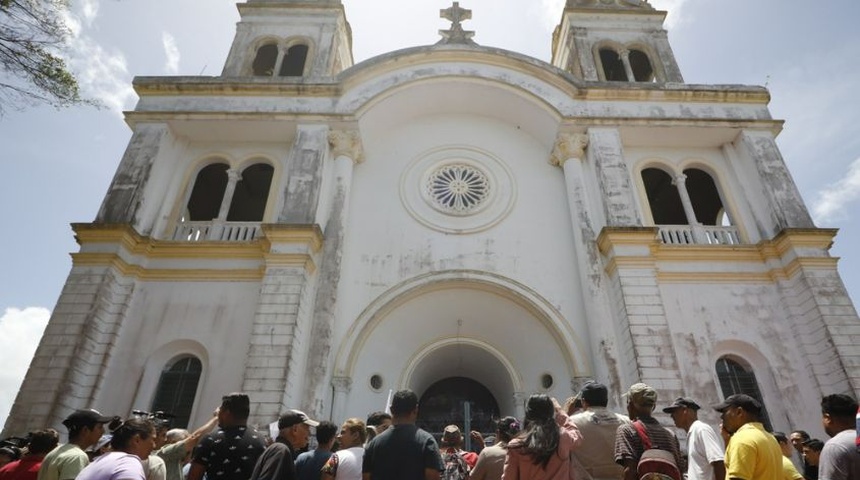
left=1, top=0, right=859, bottom=426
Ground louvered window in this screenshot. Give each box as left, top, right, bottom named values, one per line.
left=151, top=357, right=202, bottom=428
left=715, top=357, right=772, bottom=431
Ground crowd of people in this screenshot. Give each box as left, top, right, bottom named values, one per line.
left=1, top=383, right=858, bottom=480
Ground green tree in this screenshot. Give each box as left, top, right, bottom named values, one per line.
left=0, top=0, right=91, bottom=114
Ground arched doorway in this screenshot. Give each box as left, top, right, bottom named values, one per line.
left=417, top=377, right=500, bottom=436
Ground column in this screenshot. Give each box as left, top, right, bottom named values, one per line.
left=330, top=376, right=353, bottom=422
left=301, top=129, right=364, bottom=417
left=672, top=174, right=706, bottom=243
left=272, top=44, right=286, bottom=77
left=210, top=168, right=242, bottom=240
left=618, top=48, right=635, bottom=83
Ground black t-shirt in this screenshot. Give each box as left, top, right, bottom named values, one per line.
left=192, top=425, right=267, bottom=480
left=362, top=423, right=444, bottom=480
left=249, top=439, right=297, bottom=480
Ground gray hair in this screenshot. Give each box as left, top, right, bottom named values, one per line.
left=165, top=428, right=190, bottom=444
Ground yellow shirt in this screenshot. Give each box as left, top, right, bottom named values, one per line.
left=782, top=456, right=804, bottom=480
left=724, top=422, right=782, bottom=480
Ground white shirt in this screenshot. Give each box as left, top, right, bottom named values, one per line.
left=686, top=419, right=725, bottom=480
left=331, top=446, right=364, bottom=480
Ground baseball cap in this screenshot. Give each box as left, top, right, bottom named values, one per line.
left=278, top=409, right=319, bottom=429
left=712, top=394, right=762, bottom=414
left=662, top=397, right=702, bottom=413
left=62, top=409, right=116, bottom=428
left=623, top=383, right=657, bottom=408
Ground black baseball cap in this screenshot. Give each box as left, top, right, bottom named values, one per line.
left=62, top=409, right=116, bottom=428
left=712, top=394, right=762, bottom=415
left=662, top=397, right=702, bottom=413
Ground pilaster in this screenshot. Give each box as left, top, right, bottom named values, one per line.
left=301, top=129, right=363, bottom=418
left=597, top=227, right=684, bottom=399
left=279, top=125, right=330, bottom=224
left=736, top=131, right=815, bottom=236
left=587, top=128, right=641, bottom=227
left=242, top=224, right=323, bottom=426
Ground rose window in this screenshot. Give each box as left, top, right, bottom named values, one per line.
left=425, top=164, right=490, bottom=214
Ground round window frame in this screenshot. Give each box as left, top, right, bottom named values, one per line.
left=369, top=374, right=384, bottom=392
left=400, top=146, right=516, bottom=235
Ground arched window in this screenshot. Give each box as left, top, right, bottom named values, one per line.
left=599, top=48, right=627, bottom=82
left=279, top=44, right=309, bottom=77
left=715, top=357, right=772, bottom=431
left=629, top=49, right=655, bottom=82
left=641, top=168, right=686, bottom=224
left=683, top=168, right=728, bottom=226
left=252, top=43, right=279, bottom=76
left=151, top=357, right=202, bottom=428
left=226, top=163, right=274, bottom=222
left=186, top=163, right=229, bottom=221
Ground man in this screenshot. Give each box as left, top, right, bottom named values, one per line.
left=615, top=383, right=683, bottom=480
left=439, top=424, right=478, bottom=476
left=156, top=413, right=219, bottom=480
left=190, top=393, right=266, bottom=480
left=362, top=389, right=444, bottom=480
left=774, top=433, right=805, bottom=480
left=792, top=431, right=817, bottom=480
left=249, top=410, right=318, bottom=480
left=0, top=430, right=60, bottom=480
left=295, top=420, right=337, bottom=480
left=804, top=440, right=825, bottom=469
left=570, top=381, right=631, bottom=480
left=714, top=394, right=782, bottom=480
left=366, top=413, right=392, bottom=437
left=818, top=394, right=860, bottom=480
left=664, top=397, right=725, bottom=480
left=38, top=409, right=117, bottom=480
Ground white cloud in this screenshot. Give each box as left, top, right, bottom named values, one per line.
left=162, top=32, right=181, bottom=74
left=0, top=307, right=51, bottom=428
left=79, top=0, right=99, bottom=27
left=813, top=157, right=860, bottom=224
left=538, top=0, right=565, bottom=29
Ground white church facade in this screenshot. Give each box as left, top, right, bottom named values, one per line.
left=5, top=0, right=860, bottom=436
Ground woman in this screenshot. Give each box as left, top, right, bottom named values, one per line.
left=76, top=418, right=156, bottom=480
left=502, top=395, right=582, bottom=480
left=470, top=417, right=521, bottom=480
left=321, top=418, right=366, bottom=480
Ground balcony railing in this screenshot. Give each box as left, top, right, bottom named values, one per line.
left=658, top=225, right=741, bottom=245
left=172, top=221, right=261, bottom=242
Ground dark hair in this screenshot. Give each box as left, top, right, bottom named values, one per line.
left=821, top=394, right=858, bottom=421
left=366, top=411, right=392, bottom=427
left=390, top=390, right=418, bottom=416
left=773, top=432, right=788, bottom=444
left=27, top=429, right=59, bottom=455
left=513, top=394, right=560, bottom=469
left=791, top=430, right=810, bottom=440
left=316, top=421, right=338, bottom=444
left=221, top=393, right=251, bottom=420
left=110, top=418, right=155, bottom=451
left=803, top=439, right=825, bottom=452
left=496, top=416, right=521, bottom=443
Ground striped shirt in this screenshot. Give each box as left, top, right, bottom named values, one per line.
left=614, top=415, right=683, bottom=470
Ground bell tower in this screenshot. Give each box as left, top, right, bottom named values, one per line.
left=551, top=0, right=683, bottom=83
left=222, top=0, right=353, bottom=78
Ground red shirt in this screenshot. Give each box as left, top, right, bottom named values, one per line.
left=0, top=457, right=43, bottom=480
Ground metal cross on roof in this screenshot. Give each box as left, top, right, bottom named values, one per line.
left=437, top=2, right=477, bottom=45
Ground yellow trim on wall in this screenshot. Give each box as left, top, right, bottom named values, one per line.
left=598, top=227, right=840, bottom=283
left=71, top=223, right=322, bottom=279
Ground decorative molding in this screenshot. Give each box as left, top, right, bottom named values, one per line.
left=328, top=129, right=365, bottom=163
left=331, top=376, right=353, bottom=393
left=550, top=133, right=589, bottom=166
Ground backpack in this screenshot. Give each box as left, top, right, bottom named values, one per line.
left=631, top=421, right=682, bottom=480
left=441, top=450, right=469, bottom=480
